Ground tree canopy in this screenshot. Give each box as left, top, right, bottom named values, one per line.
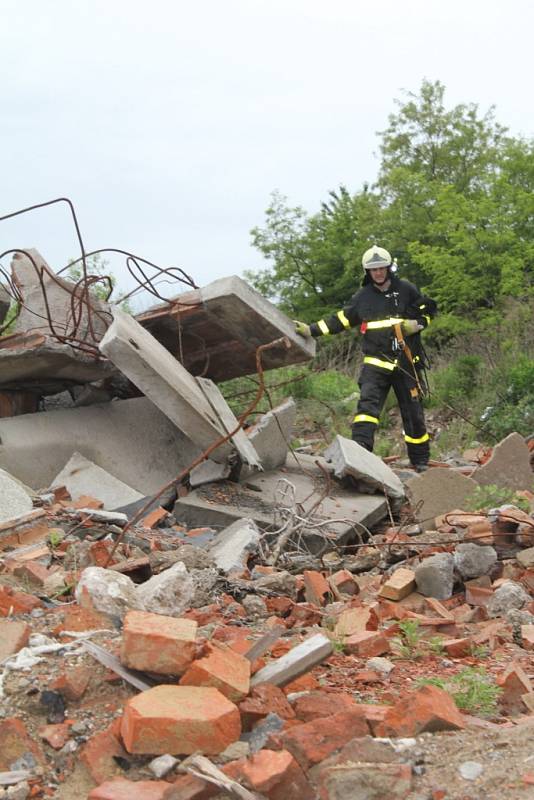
left=247, top=80, right=534, bottom=338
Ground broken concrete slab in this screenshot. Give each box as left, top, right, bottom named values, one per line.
left=136, top=275, right=316, bottom=382
left=207, top=518, right=261, bottom=576
left=406, top=469, right=478, bottom=531
left=11, top=249, right=110, bottom=343
left=251, top=633, right=333, bottom=688
left=99, top=308, right=233, bottom=462
left=49, top=452, right=144, bottom=511
left=0, top=397, right=201, bottom=493
left=174, top=453, right=388, bottom=552
left=189, top=460, right=231, bottom=488
left=196, top=377, right=261, bottom=468
left=472, top=432, right=533, bottom=492
left=246, top=398, right=296, bottom=471
left=0, top=469, right=33, bottom=525
left=323, top=435, right=405, bottom=500
left=0, top=283, right=10, bottom=324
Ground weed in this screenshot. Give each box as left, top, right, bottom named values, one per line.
left=464, top=484, right=531, bottom=513
left=427, top=636, right=445, bottom=655
left=418, top=667, right=501, bottom=716
left=392, top=619, right=423, bottom=659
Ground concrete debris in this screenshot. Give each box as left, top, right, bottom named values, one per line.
left=189, top=459, right=231, bottom=488
left=453, top=542, right=498, bottom=580
left=407, top=468, right=479, bottom=531
left=99, top=308, right=233, bottom=463
left=323, top=435, right=405, bottom=501
left=472, top=432, right=533, bottom=491
left=49, top=452, right=143, bottom=511
left=133, top=561, right=194, bottom=617
left=251, top=633, right=333, bottom=687
left=207, top=518, right=261, bottom=577
left=0, top=469, right=33, bottom=525
left=246, top=397, right=297, bottom=471
left=487, top=581, right=530, bottom=617
left=414, top=552, right=455, bottom=600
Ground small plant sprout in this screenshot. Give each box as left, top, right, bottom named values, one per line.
left=392, top=619, right=423, bottom=658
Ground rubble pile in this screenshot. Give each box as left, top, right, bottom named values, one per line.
left=0, top=252, right=534, bottom=799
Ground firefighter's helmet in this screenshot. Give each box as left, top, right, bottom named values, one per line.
left=361, top=245, right=392, bottom=271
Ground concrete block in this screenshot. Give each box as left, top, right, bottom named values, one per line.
left=415, top=553, right=455, bottom=600
left=136, top=275, right=316, bottom=382
left=472, top=432, right=533, bottom=492
left=99, top=308, right=232, bottom=462
left=207, top=518, right=261, bottom=575
left=0, top=397, right=201, bottom=492
left=174, top=453, right=387, bottom=552
left=196, top=377, right=261, bottom=468
left=246, top=398, right=296, bottom=471
left=454, top=542, right=497, bottom=579
left=323, top=435, right=405, bottom=501
left=251, top=633, right=333, bottom=688
left=50, top=452, right=143, bottom=510
left=189, top=459, right=231, bottom=488
left=406, top=469, right=478, bottom=531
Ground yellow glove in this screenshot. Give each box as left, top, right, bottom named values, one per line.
left=401, top=319, right=424, bottom=335
left=294, top=320, right=312, bottom=338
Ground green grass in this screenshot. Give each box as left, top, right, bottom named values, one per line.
left=418, top=667, right=502, bottom=716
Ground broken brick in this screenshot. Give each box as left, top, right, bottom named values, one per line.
left=0, top=717, right=44, bottom=769
left=80, top=720, right=128, bottom=784
left=521, top=625, right=534, bottom=651
left=302, top=570, right=330, bottom=606
left=328, top=569, right=359, bottom=597
left=179, top=642, right=250, bottom=701
left=121, top=685, right=241, bottom=755
left=292, top=691, right=357, bottom=722
left=344, top=630, right=390, bottom=657
left=268, top=709, right=370, bottom=770
left=333, top=606, right=378, bottom=639
left=141, top=507, right=169, bottom=529
left=88, top=778, right=171, bottom=799
left=39, top=722, right=73, bottom=750
left=0, top=619, right=31, bottom=661
left=0, top=585, right=43, bottom=616
left=378, top=567, right=416, bottom=601
left=50, top=664, right=92, bottom=701
left=375, top=685, right=465, bottom=737
left=497, top=663, right=533, bottom=714
left=239, top=684, right=295, bottom=730
left=121, top=610, right=197, bottom=675
left=225, top=748, right=314, bottom=800
left=442, top=638, right=472, bottom=658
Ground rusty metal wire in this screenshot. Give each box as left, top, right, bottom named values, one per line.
left=0, top=197, right=199, bottom=350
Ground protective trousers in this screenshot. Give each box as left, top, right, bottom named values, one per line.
left=351, top=362, right=430, bottom=466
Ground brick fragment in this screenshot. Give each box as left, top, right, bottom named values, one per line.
left=302, top=570, right=330, bottom=606
left=239, top=684, right=295, bottom=730
left=13, top=560, right=53, bottom=586
left=442, top=638, right=472, bottom=658
left=39, top=722, right=72, bottom=749
left=344, top=630, right=390, bottom=657
left=497, top=663, right=533, bottom=714
left=51, top=664, right=92, bottom=701
left=121, top=685, right=241, bottom=755
left=378, top=567, right=416, bottom=601
left=268, top=710, right=370, bottom=770
left=521, top=624, right=534, bottom=650
left=465, top=583, right=493, bottom=607
left=0, top=619, right=31, bottom=661
left=328, top=569, right=359, bottom=598
left=121, top=610, right=197, bottom=675
left=376, top=685, right=465, bottom=737
left=88, top=778, right=170, bottom=799
left=0, top=717, right=43, bottom=769
left=292, top=691, right=357, bottom=722
left=141, top=507, right=168, bottom=529
left=0, top=586, right=43, bottom=616
left=224, top=748, right=314, bottom=800
left=179, top=642, right=250, bottom=701
left=333, top=606, right=378, bottom=639
left=80, top=720, right=128, bottom=784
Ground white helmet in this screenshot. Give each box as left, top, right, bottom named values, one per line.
left=361, top=245, right=392, bottom=271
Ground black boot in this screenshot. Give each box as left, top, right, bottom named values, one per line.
left=414, top=463, right=428, bottom=473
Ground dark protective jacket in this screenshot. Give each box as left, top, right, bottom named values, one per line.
left=309, top=274, right=437, bottom=364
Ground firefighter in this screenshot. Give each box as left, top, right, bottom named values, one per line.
left=294, top=245, right=437, bottom=472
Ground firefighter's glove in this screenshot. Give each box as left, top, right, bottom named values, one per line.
left=401, top=319, right=424, bottom=335
left=294, top=320, right=312, bottom=338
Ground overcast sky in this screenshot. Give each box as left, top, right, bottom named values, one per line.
left=0, top=0, right=532, bottom=308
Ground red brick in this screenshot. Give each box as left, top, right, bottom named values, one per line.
left=442, top=638, right=472, bottom=658
left=292, top=692, right=357, bottom=722
left=521, top=625, right=534, bottom=650
left=0, top=619, right=31, bottom=661
left=225, top=748, right=314, bottom=800
left=302, top=570, right=330, bottom=606
left=89, top=540, right=116, bottom=567
left=121, top=685, right=241, bottom=755
left=89, top=778, right=170, bottom=799
left=179, top=642, right=250, bottom=701
left=13, top=561, right=53, bottom=586
left=328, top=569, right=359, bottom=598
left=344, top=630, right=390, bottom=657
left=0, top=718, right=43, bottom=769
left=39, top=722, right=72, bottom=749
left=121, top=610, right=197, bottom=675
left=497, top=663, right=533, bottom=714
left=141, top=507, right=168, bottom=529
left=285, top=602, right=323, bottom=628
left=282, top=673, right=320, bottom=694
left=268, top=710, right=370, bottom=770
left=0, top=586, right=43, bottom=616
left=80, top=721, right=128, bottom=784
left=52, top=603, right=110, bottom=636
left=51, top=664, right=92, bottom=701
left=239, top=684, right=295, bottom=730
left=376, top=685, right=465, bottom=737
left=465, top=584, right=494, bottom=607
left=161, top=775, right=217, bottom=799
left=333, top=606, right=378, bottom=639
left=378, top=568, right=416, bottom=601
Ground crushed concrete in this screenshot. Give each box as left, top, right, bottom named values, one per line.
left=415, top=552, right=455, bottom=600
left=454, top=543, right=498, bottom=580
left=323, top=435, right=405, bottom=501
left=246, top=398, right=296, bottom=471
left=0, top=469, right=33, bottom=524
left=207, top=518, right=261, bottom=576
